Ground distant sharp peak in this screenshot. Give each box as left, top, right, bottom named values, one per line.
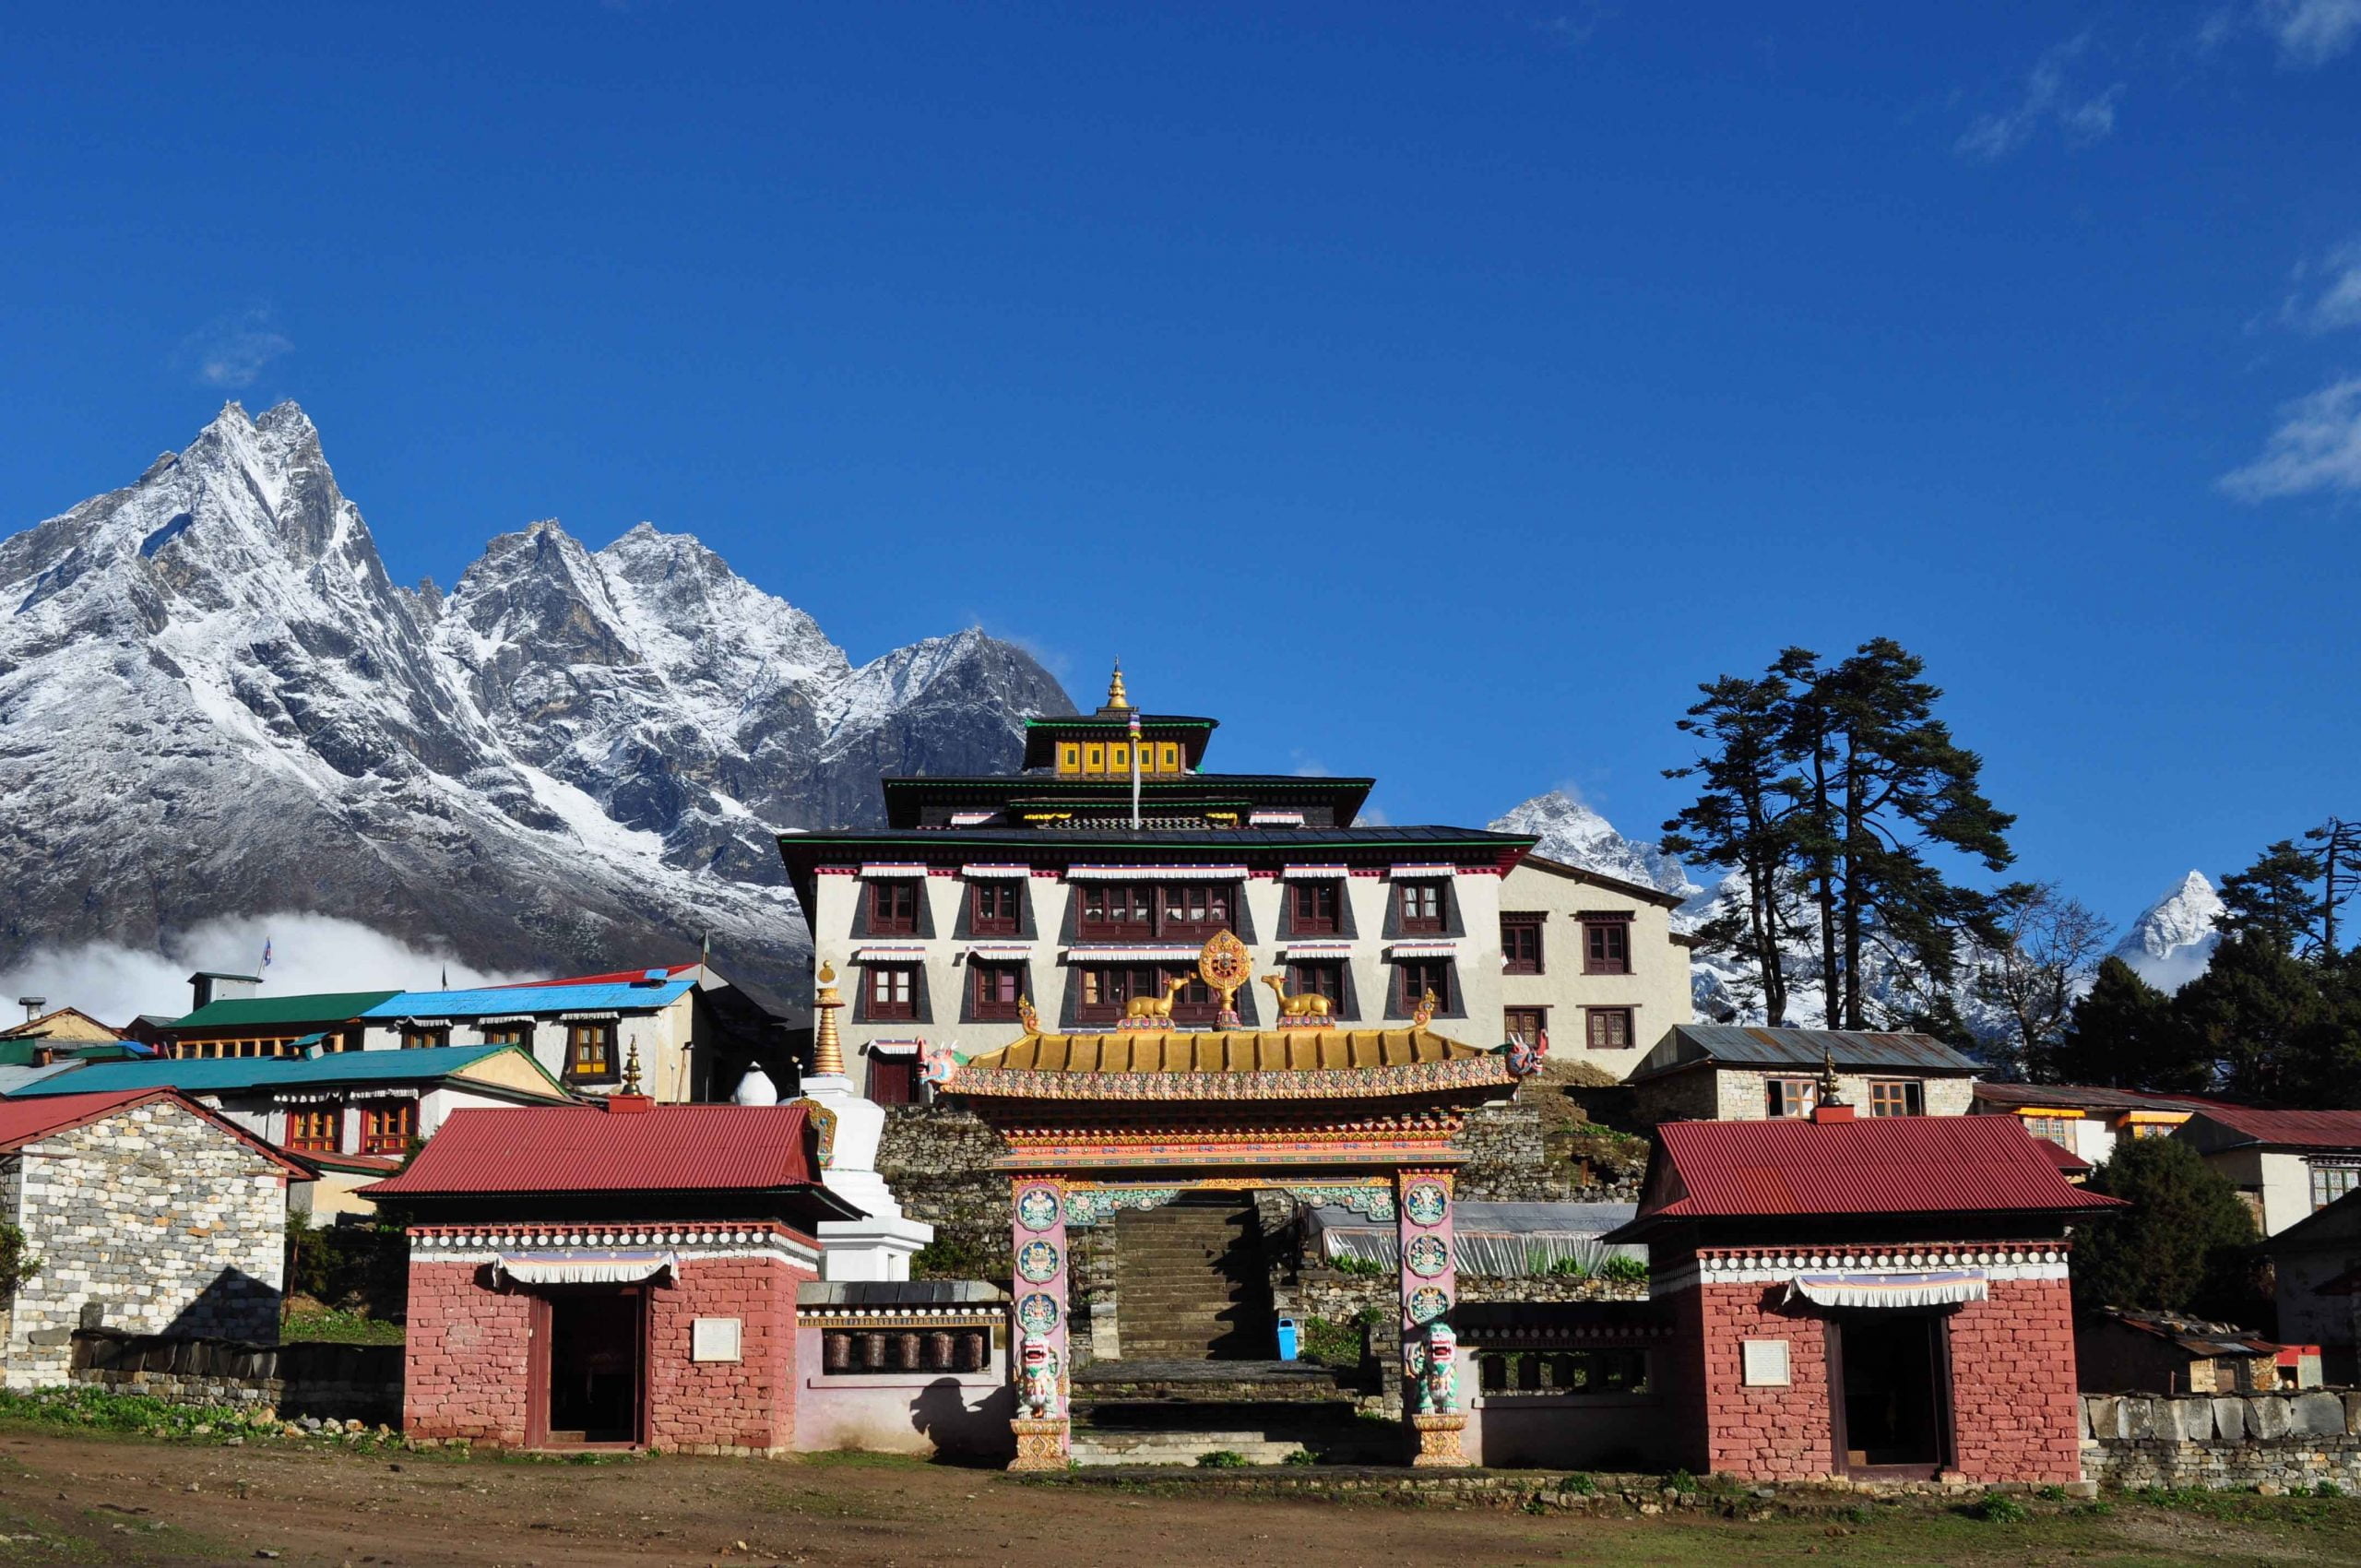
left=2114, top=869, right=2223, bottom=992
left=1489, top=788, right=1700, bottom=899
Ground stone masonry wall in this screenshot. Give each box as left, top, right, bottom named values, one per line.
left=69, top=1329, right=403, bottom=1425
left=2082, top=1391, right=2361, bottom=1491
left=876, top=1104, right=1011, bottom=1278
left=6, top=1104, right=289, bottom=1389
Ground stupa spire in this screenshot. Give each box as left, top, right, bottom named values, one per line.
left=812, top=960, right=847, bottom=1076
left=1104, top=659, right=1131, bottom=711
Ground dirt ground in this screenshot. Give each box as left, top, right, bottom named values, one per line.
left=0, top=1425, right=2357, bottom=1568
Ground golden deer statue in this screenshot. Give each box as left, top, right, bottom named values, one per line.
left=1122, top=976, right=1192, bottom=1022
left=1260, top=973, right=1332, bottom=1020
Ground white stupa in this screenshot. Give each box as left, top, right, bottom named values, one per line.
left=792, top=963, right=933, bottom=1281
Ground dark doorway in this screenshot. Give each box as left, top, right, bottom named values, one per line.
left=543, top=1289, right=644, bottom=1445
left=1832, top=1313, right=1948, bottom=1475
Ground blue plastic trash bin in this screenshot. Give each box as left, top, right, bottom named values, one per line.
left=1275, top=1317, right=1299, bottom=1360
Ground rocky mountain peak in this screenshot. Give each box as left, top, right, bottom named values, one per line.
left=2114, top=870, right=2223, bottom=992
left=1489, top=789, right=1700, bottom=898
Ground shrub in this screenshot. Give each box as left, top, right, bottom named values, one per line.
left=1598, top=1254, right=1650, bottom=1285
left=0, top=1224, right=41, bottom=1301
left=2318, top=1480, right=2344, bottom=1498
left=1298, top=1310, right=1376, bottom=1367
left=1665, top=1468, right=1699, bottom=1494
left=1970, top=1493, right=2027, bottom=1523
left=2072, top=1137, right=2261, bottom=1321
left=1325, top=1253, right=1388, bottom=1278
left=1560, top=1472, right=1596, bottom=1495
left=2035, top=1484, right=2067, bottom=1501
left=1195, top=1450, right=1249, bottom=1468
left=1282, top=1447, right=1318, bottom=1466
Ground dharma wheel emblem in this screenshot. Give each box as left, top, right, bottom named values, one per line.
left=1197, top=929, right=1252, bottom=1012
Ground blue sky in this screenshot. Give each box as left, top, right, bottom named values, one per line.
left=4, top=3, right=2357, bottom=932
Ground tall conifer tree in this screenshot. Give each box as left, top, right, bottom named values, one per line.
left=1662, top=671, right=1805, bottom=1024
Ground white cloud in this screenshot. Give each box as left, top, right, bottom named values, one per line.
left=0, top=912, right=530, bottom=1030
left=174, top=308, right=293, bottom=389
left=2285, top=239, right=2361, bottom=332
left=1534, top=4, right=1612, bottom=47
left=2219, top=375, right=2361, bottom=499
left=1955, top=35, right=2126, bottom=160
left=2260, top=0, right=2361, bottom=65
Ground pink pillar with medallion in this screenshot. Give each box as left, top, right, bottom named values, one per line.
left=1007, top=1176, right=1071, bottom=1469
left=1396, top=1166, right=1468, bottom=1467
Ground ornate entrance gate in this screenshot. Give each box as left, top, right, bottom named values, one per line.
left=936, top=990, right=1531, bottom=1469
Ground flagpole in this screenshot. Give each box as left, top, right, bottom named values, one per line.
left=1129, top=708, right=1142, bottom=830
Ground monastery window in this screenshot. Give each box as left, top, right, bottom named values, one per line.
left=1287, top=962, right=1347, bottom=1016
left=1085, top=743, right=1106, bottom=772
left=2128, top=1122, right=2172, bottom=1139
left=1395, top=958, right=1452, bottom=1016
left=1077, top=884, right=1154, bottom=939
left=564, top=1022, right=619, bottom=1083
left=361, top=1100, right=416, bottom=1156
left=1289, top=881, right=1341, bottom=936
left=1766, top=1077, right=1818, bottom=1119
left=868, top=879, right=921, bottom=936
left=969, top=881, right=1022, bottom=935
left=285, top=1107, right=339, bottom=1154
left=1077, top=966, right=1217, bottom=1026
left=864, top=966, right=919, bottom=1022
left=1398, top=881, right=1446, bottom=934
left=1866, top=1079, right=1924, bottom=1117
left=1584, top=1007, right=1632, bottom=1051
left=1109, top=742, right=1131, bottom=774
left=1158, top=742, right=1181, bottom=773
left=1581, top=916, right=1631, bottom=975
left=971, top=961, right=1025, bottom=1022
left=481, top=1023, right=531, bottom=1047
left=1501, top=914, right=1545, bottom=974
left=1058, top=742, right=1082, bottom=774
left=2312, top=1161, right=2361, bottom=1212
left=2022, top=1114, right=2076, bottom=1142
left=400, top=1026, right=449, bottom=1051
left=1156, top=882, right=1233, bottom=938
left=1504, top=1007, right=1547, bottom=1047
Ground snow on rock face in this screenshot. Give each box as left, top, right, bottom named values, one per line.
left=1489, top=790, right=1700, bottom=899
left=0, top=402, right=1073, bottom=997
left=2114, top=870, right=2223, bottom=992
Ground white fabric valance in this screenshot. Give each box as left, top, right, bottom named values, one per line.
left=494, top=1250, right=675, bottom=1286
left=867, top=1040, right=924, bottom=1058
left=1064, top=945, right=1204, bottom=963
left=557, top=1010, right=622, bottom=1022
left=1280, top=865, right=1349, bottom=880
left=1063, top=865, right=1247, bottom=881
left=1249, top=812, right=1306, bottom=826
left=852, top=946, right=928, bottom=963
left=859, top=863, right=931, bottom=878
left=964, top=944, right=1034, bottom=958
left=1786, top=1269, right=1988, bottom=1309
left=1386, top=942, right=1459, bottom=959
left=1282, top=943, right=1354, bottom=956
left=1387, top=864, right=1458, bottom=879
left=960, top=864, right=1032, bottom=879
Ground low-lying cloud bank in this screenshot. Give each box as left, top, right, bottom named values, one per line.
left=0, top=914, right=529, bottom=1029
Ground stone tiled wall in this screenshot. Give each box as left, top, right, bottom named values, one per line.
left=69, top=1330, right=404, bottom=1424
left=403, top=1261, right=533, bottom=1444
left=643, top=1256, right=806, bottom=1456
left=2082, top=1391, right=2361, bottom=1490
left=4, top=1104, right=290, bottom=1389
left=1684, top=1277, right=2080, bottom=1484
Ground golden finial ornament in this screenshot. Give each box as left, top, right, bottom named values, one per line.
left=813, top=959, right=847, bottom=1076
left=1106, top=660, right=1130, bottom=710
left=622, top=1041, right=644, bottom=1095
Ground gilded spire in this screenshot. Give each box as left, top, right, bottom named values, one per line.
left=622, top=1040, right=644, bottom=1095
left=813, top=959, right=846, bottom=1076
left=1105, top=660, right=1130, bottom=711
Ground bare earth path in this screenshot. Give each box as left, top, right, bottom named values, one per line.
left=0, top=1427, right=2355, bottom=1568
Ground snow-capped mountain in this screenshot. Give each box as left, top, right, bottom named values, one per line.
left=1489, top=790, right=1701, bottom=899
left=2112, top=871, right=2223, bottom=992
left=0, top=402, right=1072, bottom=998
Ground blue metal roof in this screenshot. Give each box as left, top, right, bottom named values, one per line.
left=357, top=980, right=696, bottom=1019
left=6, top=1045, right=566, bottom=1099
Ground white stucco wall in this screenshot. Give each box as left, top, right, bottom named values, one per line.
left=1494, top=860, right=1694, bottom=1080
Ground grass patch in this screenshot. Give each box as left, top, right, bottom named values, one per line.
left=0, top=1387, right=270, bottom=1437
left=800, top=1448, right=929, bottom=1467
left=1195, top=1450, right=1250, bottom=1468
left=282, top=1304, right=405, bottom=1345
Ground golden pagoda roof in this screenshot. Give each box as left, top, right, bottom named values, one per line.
left=943, top=1027, right=1514, bottom=1101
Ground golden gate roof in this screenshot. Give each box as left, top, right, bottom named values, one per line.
left=941, top=1028, right=1515, bottom=1101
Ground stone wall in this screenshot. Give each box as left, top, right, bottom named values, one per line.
left=1456, top=1103, right=1570, bottom=1202
left=2081, top=1391, right=2361, bottom=1490
left=69, top=1329, right=402, bottom=1425
left=5, top=1102, right=291, bottom=1388
left=876, top=1103, right=1011, bottom=1278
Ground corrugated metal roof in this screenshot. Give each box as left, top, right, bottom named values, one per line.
left=1615, top=1114, right=2119, bottom=1232
left=0, top=1088, right=311, bottom=1175
left=1628, top=1024, right=1983, bottom=1082
left=1973, top=1082, right=2220, bottom=1114
left=2179, top=1106, right=2361, bottom=1153
left=358, top=980, right=695, bottom=1019
left=7, top=1044, right=564, bottom=1099
left=492, top=964, right=700, bottom=990
left=169, top=991, right=402, bottom=1030
left=364, top=1103, right=820, bottom=1197
left=0, top=1063, right=81, bottom=1095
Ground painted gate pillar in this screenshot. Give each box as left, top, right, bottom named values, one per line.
left=1396, top=1167, right=1469, bottom=1467
left=1007, top=1177, right=1071, bottom=1469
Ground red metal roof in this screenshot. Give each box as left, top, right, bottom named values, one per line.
left=2182, top=1106, right=2361, bottom=1151
left=1631, top=1114, right=2120, bottom=1226
left=491, top=963, right=700, bottom=991
left=2034, top=1136, right=2094, bottom=1173
left=0, top=1088, right=311, bottom=1175
left=362, top=1102, right=820, bottom=1197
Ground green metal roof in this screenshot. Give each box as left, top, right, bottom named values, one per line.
left=168, top=991, right=402, bottom=1031
left=9, top=1044, right=568, bottom=1099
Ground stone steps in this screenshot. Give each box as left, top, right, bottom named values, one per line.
left=1111, top=1200, right=1273, bottom=1361
left=1069, top=1430, right=1309, bottom=1467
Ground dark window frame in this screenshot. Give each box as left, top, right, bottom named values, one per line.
left=1504, top=1007, right=1548, bottom=1047
left=969, top=960, right=1026, bottom=1022
left=1394, top=958, right=1453, bottom=1016
left=1397, top=880, right=1448, bottom=935
left=1582, top=918, right=1632, bottom=975
left=968, top=880, right=1023, bottom=936
left=863, top=964, right=921, bottom=1022
left=1501, top=913, right=1546, bottom=975
left=1288, top=880, right=1343, bottom=936
left=867, top=878, right=923, bottom=936
left=1584, top=1006, right=1634, bottom=1051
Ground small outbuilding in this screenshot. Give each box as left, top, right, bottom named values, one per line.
left=2259, top=1186, right=2361, bottom=1383
left=365, top=1094, right=859, bottom=1454
left=2174, top=1107, right=2361, bottom=1237
left=0, top=1089, right=310, bottom=1387
left=2075, top=1306, right=2319, bottom=1395
left=1626, top=1026, right=1981, bottom=1125
left=1604, top=1108, right=2119, bottom=1484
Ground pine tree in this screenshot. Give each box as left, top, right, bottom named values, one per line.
left=2177, top=932, right=2344, bottom=1104
left=1662, top=672, right=1807, bottom=1025
left=2308, top=816, right=2361, bottom=956
left=2218, top=839, right=2326, bottom=955
left=2052, top=956, right=2195, bottom=1090
left=2070, top=1137, right=2260, bottom=1323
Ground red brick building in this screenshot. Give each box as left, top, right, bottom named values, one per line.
left=1606, top=1110, right=2119, bottom=1484
left=366, top=1096, right=857, bottom=1454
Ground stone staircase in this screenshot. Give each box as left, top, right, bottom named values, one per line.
left=1068, top=1360, right=1394, bottom=1468
left=1111, top=1199, right=1274, bottom=1360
